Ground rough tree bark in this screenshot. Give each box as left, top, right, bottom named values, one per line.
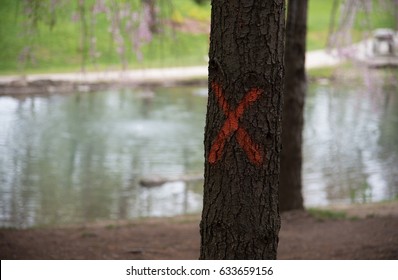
left=200, top=0, right=285, bottom=259
left=279, top=0, right=307, bottom=212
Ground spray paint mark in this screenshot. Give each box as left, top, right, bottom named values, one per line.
left=209, top=82, right=264, bottom=165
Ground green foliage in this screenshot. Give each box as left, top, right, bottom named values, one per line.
left=0, top=0, right=210, bottom=74
left=307, top=0, right=396, bottom=50
left=0, top=0, right=395, bottom=74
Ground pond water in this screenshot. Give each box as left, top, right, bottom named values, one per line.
left=1, top=75, right=397, bottom=228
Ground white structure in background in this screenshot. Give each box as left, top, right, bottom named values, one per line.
left=372, top=28, right=396, bottom=56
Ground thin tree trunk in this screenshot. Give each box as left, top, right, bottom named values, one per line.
left=279, top=0, right=308, bottom=212
left=78, top=0, right=88, bottom=73
left=142, top=0, right=159, bottom=33
left=327, top=0, right=340, bottom=48
left=200, top=0, right=285, bottom=260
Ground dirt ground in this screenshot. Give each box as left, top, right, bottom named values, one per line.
left=1, top=202, right=397, bottom=260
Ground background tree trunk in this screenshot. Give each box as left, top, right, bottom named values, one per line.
left=200, top=0, right=285, bottom=260
left=279, top=0, right=308, bottom=212
left=142, top=0, right=159, bottom=34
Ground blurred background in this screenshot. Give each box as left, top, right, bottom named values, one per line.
left=0, top=0, right=397, bottom=228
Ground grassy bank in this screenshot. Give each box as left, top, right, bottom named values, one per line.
left=0, top=0, right=210, bottom=74
left=0, top=0, right=395, bottom=75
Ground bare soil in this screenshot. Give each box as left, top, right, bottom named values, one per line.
left=1, top=202, right=397, bottom=260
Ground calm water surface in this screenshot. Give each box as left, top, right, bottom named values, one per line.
left=1, top=76, right=397, bottom=227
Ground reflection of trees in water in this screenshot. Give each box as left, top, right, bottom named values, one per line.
left=304, top=74, right=398, bottom=205
left=2, top=81, right=396, bottom=226
left=3, top=98, right=44, bottom=228
left=324, top=84, right=374, bottom=203
left=358, top=68, right=398, bottom=200
left=376, top=74, right=398, bottom=199
left=1, top=93, right=125, bottom=227
left=6, top=143, right=36, bottom=228
left=132, top=179, right=203, bottom=218
left=116, top=88, right=204, bottom=218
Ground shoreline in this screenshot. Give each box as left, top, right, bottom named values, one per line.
left=1, top=200, right=397, bottom=260
left=2, top=199, right=397, bottom=230
left=0, top=66, right=209, bottom=96
left=0, top=48, right=344, bottom=96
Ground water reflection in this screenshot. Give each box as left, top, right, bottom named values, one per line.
left=303, top=73, right=398, bottom=206
left=0, top=75, right=397, bottom=228
left=0, top=87, right=206, bottom=228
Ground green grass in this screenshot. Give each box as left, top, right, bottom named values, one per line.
left=307, top=65, right=337, bottom=79
left=307, top=62, right=359, bottom=79
left=307, top=208, right=348, bottom=221
left=306, top=0, right=396, bottom=50
left=0, top=0, right=395, bottom=74
left=307, top=0, right=335, bottom=50
left=0, top=0, right=210, bottom=74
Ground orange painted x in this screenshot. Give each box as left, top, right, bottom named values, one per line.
left=209, top=82, right=264, bottom=165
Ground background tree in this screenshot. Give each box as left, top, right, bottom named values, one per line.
left=16, top=0, right=160, bottom=72
left=17, top=0, right=60, bottom=72
left=328, top=0, right=397, bottom=56
left=200, top=0, right=285, bottom=259
left=141, top=0, right=159, bottom=33
left=279, top=0, right=308, bottom=212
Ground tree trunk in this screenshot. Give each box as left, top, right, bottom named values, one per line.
left=200, top=0, right=285, bottom=260
left=279, top=0, right=307, bottom=212
left=142, top=0, right=159, bottom=34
